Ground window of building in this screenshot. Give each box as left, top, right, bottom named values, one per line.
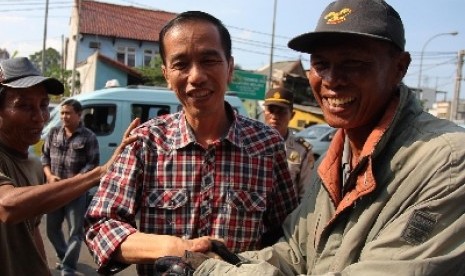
left=116, top=46, right=136, bottom=67
left=143, top=49, right=156, bottom=67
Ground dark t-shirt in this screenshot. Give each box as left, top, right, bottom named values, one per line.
left=0, top=144, right=50, bottom=276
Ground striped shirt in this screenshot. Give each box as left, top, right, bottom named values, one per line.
left=85, top=103, right=299, bottom=275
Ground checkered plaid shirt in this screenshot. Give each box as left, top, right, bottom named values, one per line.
left=85, top=104, right=299, bottom=275
left=41, top=123, right=100, bottom=178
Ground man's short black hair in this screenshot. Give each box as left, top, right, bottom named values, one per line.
left=159, top=11, right=232, bottom=65
left=61, top=99, right=82, bottom=114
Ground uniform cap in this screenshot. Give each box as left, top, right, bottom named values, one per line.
left=263, top=87, right=294, bottom=109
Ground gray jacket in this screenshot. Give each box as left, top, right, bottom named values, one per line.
left=196, top=86, right=465, bottom=275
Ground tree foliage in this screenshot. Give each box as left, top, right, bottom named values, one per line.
left=29, top=48, right=61, bottom=74
left=137, top=54, right=167, bottom=87
left=29, top=48, right=76, bottom=97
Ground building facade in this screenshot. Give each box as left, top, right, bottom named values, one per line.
left=65, top=0, right=176, bottom=93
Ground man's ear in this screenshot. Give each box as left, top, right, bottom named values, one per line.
left=396, top=52, right=411, bottom=82
left=162, top=65, right=172, bottom=89
left=226, top=56, right=235, bottom=84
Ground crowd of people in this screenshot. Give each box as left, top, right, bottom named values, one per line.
left=1, top=0, right=465, bottom=275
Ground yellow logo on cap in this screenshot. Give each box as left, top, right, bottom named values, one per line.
left=325, top=8, right=352, bottom=24
left=273, top=91, right=282, bottom=99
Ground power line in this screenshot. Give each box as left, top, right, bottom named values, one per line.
left=406, top=57, right=458, bottom=78
left=6, top=0, right=455, bottom=72
left=0, top=1, right=70, bottom=5
left=0, top=6, right=71, bottom=12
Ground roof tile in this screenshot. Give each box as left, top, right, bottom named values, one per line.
left=80, top=1, right=177, bottom=42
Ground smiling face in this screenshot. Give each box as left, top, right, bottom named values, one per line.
left=308, top=38, right=410, bottom=131
left=161, top=20, right=234, bottom=121
left=0, top=85, right=50, bottom=153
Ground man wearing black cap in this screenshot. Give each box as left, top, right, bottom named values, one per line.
left=263, top=87, right=314, bottom=200
left=0, top=57, right=137, bottom=275
left=162, top=0, right=465, bottom=275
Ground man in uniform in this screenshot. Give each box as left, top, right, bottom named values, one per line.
left=263, top=87, right=314, bottom=199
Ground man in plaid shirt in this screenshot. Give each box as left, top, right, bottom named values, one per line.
left=42, top=99, right=99, bottom=275
left=84, top=11, right=299, bottom=275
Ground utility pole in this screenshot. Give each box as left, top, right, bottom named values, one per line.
left=41, top=0, right=49, bottom=73
left=268, top=0, right=277, bottom=89
left=71, top=0, right=82, bottom=96
left=450, top=50, right=465, bottom=121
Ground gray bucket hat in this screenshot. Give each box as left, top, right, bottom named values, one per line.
left=288, top=0, right=405, bottom=53
left=0, top=57, right=64, bottom=95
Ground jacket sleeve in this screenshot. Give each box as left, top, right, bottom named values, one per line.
left=195, top=247, right=294, bottom=276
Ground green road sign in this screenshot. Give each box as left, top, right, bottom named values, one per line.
left=228, top=70, right=267, bottom=100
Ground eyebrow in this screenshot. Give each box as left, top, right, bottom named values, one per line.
left=168, top=48, right=224, bottom=62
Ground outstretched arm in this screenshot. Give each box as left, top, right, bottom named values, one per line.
left=113, top=233, right=211, bottom=264
left=0, top=118, right=140, bottom=224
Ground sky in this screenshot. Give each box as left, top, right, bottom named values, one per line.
left=1, top=0, right=464, bottom=99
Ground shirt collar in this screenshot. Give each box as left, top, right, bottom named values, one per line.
left=171, top=102, right=241, bottom=149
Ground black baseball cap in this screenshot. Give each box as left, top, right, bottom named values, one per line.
left=0, top=57, right=64, bottom=95
left=263, top=87, right=294, bottom=109
left=288, top=0, right=405, bottom=53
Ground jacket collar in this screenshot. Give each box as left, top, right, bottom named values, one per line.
left=317, top=85, right=414, bottom=212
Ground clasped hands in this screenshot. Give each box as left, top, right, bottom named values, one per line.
left=155, top=237, right=241, bottom=275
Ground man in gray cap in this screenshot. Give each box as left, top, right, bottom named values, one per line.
left=155, top=0, right=465, bottom=275
left=263, top=87, right=314, bottom=200
left=0, top=57, right=138, bottom=275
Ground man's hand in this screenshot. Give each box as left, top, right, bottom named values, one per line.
left=154, top=241, right=241, bottom=275
left=100, top=118, right=140, bottom=177
left=163, top=236, right=211, bottom=257
left=45, top=174, right=61, bottom=183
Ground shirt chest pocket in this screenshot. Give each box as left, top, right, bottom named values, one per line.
left=146, top=189, right=188, bottom=210
left=71, top=140, right=86, bottom=151
left=227, top=190, right=266, bottom=212
left=51, top=140, right=85, bottom=151
left=223, top=190, right=267, bottom=250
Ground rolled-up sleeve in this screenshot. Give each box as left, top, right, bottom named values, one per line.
left=84, top=139, right=141, bottom=270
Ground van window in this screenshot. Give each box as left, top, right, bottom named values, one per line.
left=82, top=105, right=116, bottom=136
left=131, top=104, right=171, bottom=123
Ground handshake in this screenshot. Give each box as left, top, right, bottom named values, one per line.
left=154, top=240, right=242, bottom=275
